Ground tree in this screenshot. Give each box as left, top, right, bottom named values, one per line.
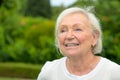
left=0, top=0, right=23, bottom=61
left=25, top=0, right=52, bottom=18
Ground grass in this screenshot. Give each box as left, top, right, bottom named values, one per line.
left=0, top=77, right=36, bottom=80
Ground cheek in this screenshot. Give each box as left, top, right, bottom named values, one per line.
left=76, top=33, right=93, bottom=42
left=58, top=34, right=65, bottom=44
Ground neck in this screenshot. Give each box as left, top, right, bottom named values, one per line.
left=66, top=52, right=100, bottom=76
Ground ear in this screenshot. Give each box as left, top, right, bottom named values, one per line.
left=92, top=31, right=99, bottom=46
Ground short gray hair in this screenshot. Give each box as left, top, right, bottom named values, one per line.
left=55, top=7, right=102, bottom=54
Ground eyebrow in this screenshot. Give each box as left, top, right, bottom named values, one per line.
left=60, top=23, right=82, bottom=27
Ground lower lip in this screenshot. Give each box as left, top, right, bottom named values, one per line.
left=65, top=45, right=79, bottom=49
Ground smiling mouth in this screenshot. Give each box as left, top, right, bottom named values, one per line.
left=65, top=43, right=79, bottom=47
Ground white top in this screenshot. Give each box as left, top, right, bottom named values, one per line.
left=37, top=57, right=120, bottom=80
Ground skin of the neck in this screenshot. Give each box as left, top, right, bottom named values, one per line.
left=66, top=51, right=100, bottom=76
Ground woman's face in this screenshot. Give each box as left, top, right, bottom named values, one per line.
left=58, top=13, right=98, bottom=57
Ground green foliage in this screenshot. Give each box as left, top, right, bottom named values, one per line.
left=22, top=17, right=62, bottom=63
left=25, top=0, right=52, bottom=18
left=0, top=0, right=22, bottom=44
left=95, top=1, right=120, bottom=64
left=0, top=77, right=33, bottom=80
left=0, top=62, right=42, bottom=79
left=0, top=27, right=4, bottom=48
left=0, top=17, right=62, bottom=64
left=0, top=0, right=62, bottom=64
left=0, top=0, right=22, bottom=61
left=51, top=6, right=66, bottom=20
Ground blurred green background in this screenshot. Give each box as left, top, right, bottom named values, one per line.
left=0, top=0, right=120, bottom=79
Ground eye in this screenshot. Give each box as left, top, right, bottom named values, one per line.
left=60, top=28, right=67, bottom=33
left=75, top=28, right=82, bottom=31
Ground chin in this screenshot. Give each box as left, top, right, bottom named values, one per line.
left=64, top=52, right=80, bottom=57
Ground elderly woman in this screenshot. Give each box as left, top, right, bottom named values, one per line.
left=37, top=7, right=120, bottom=80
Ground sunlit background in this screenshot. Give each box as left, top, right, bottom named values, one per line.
left=50, top=0, right=77, bottom=6
left=0, top=0, right=120, bottom=80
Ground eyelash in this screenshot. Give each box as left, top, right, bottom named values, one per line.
left=75, top=28, right=82, bottom=31
left=60, top=28, right=82, bottom=33
left=60, top=29, right=66, bottom=33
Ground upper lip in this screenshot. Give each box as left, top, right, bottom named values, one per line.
left=64, top=43, right=80, bottom=47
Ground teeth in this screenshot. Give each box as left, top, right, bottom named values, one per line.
left=65, top=43, right=79, bottom=47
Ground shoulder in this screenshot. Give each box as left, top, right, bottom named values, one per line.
left=101, top=57, right=120, bottom=79
left=101, top=57, right=119, bottom=67
left=37, top=57, right=66, bottom=80
left=111, top=64, right=120, bottom=80
left=41, top=57, right=66, bottom=71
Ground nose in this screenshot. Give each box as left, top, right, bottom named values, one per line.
left=66, top=30, right=75, bottom=40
